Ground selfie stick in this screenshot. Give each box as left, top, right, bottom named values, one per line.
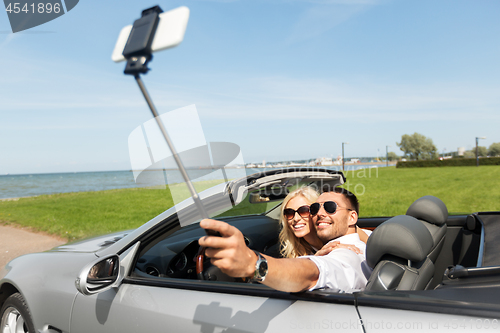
left=121, top=6, right=209, bottom=220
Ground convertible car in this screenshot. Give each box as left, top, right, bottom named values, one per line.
left=1, top=168, right=499, bottom=333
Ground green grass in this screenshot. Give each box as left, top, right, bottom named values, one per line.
left=0, top=179, right=222, bottom=241
left=1, top=166, right=499, bottom=240
left=342, top=165, right=500, bottom=217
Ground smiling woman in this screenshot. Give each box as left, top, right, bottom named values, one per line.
left=279, top=186, right=321, bottom=258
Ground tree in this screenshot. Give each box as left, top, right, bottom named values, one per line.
left=464, top=146, right=487, bottom=158
left=489, top=143, right=500, bottom=157
left=387, top=152, right=399, bottom=161
left=464, top=150, right=475, bottom=159
left=477, top=146, right=488, bottom=157
left=396, top=133, right=438, bottom=160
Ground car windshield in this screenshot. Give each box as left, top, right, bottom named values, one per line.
left=170, top=168, right=345, bottom=227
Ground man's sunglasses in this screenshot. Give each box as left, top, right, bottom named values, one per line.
left=283, top=205, right=310, bottom=220
left=309, top=201, right=353, bottom=216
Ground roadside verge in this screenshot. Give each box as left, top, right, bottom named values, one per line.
left=0, top=225, right=66, bottom=269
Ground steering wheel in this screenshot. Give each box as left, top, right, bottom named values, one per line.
left=195, top=245, right=238, bottom=282
left=197, top=228, right=223, bottom=280
left=195, top=246, right=206, bottom=280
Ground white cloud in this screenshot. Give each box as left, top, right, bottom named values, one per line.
left=0, top=33, right=16, bottom=49
left=285, top=0, right=382, bottom=44
left=285, top=0, right=381, bottom=4
left=3, top=47, right=498, bottom=128
left=149, top=75, right=500, bottom=123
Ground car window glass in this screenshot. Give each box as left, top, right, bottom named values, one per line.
left=213, top=190, right=282, bottom=218
left=132, top=212, right=280, bottom=281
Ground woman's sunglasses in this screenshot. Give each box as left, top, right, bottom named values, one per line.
left=309, top=201, right=353, bottom=216
left=283, top=205, right=310, bottom=220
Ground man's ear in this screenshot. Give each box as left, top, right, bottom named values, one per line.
left=348, top=210, right=358, bottom=227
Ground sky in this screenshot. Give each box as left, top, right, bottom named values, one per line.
left=1, top=0, right=499, bottom=175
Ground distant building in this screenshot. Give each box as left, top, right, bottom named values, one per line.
left=314, top=157, right=333, bottom=166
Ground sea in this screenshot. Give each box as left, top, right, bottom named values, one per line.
left=0, top=164, right=387, bottom=200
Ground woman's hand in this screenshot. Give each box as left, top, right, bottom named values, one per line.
left=314, top=241, right=362, bottom=256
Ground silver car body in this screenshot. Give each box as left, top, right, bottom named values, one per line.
left=1, top=168, right=499, bottom=333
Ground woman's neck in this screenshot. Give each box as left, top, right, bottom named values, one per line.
left=303, top=233, right=323, bottom=250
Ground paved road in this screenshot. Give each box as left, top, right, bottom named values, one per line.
left=0, top=225, right=66, bottom=269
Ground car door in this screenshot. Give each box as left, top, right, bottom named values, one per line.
left=356, top=289, right=500, bottom=332
left=69, top=168, right=360, bottom=332
left=70, top=277, right=364, bottom=333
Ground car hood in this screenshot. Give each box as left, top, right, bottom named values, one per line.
left=50, top=230, right=132, bottom=253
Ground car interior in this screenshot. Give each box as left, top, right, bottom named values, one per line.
left=131, top=175, right=496, bottom=293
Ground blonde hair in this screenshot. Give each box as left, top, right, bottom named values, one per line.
left=279, top=186, right=320, bottom=258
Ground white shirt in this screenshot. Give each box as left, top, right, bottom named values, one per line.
left=304, top=232, right=372, bottom=293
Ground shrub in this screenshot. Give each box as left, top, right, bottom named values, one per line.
left=396, top=157, right=500, bottom=168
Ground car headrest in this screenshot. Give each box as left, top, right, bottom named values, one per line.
left=406, top=195, right=448, bottom=226
left=366, top=215, right=434, bottom=268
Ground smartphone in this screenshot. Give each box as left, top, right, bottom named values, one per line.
left=111, top=6, right=190, bottom=62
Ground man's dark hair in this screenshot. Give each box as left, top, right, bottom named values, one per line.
left=321, top=185, right=359, bottom=215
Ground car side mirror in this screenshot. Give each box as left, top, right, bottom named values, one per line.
left=249, top=189, right=288, bottom=203
left=75, top=254, right=120, bottom=296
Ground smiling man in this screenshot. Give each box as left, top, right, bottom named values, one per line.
left=198, top=187, right=371, bottom=293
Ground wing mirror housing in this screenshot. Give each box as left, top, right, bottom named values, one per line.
left=75, top=242, right=140, bottom=296
left=249, top=188, right=289, bottom=203
left=75, top=254, right=120, bottom=296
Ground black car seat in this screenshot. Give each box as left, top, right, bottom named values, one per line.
left=406, top=195, right=448, bottom=263
left=456, top=214, right=481, bottom=267
left=406, top=195, right=449, bottom=288
left=365, top=215, right=435, bottom=291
